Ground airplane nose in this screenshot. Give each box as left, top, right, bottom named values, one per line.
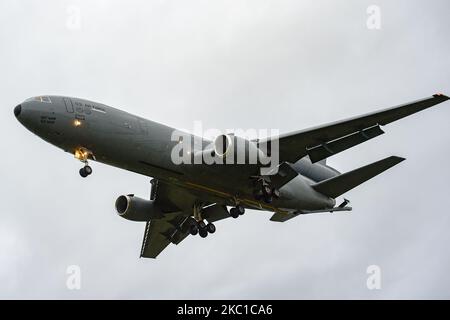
left=14, top=104, right=22, bottom=118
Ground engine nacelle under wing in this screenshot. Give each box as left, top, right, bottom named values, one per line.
left=115, top=195, right=164, bottom=221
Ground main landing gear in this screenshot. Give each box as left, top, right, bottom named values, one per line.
left=189, top=220, right=216, bottom=238
left=74, top=147, right=94, bottom=178
left=229, top=205, right=245, bottom=218
left=189, top=203, right=216, bottom=239
left=188, top=203, right=245, bottom=238
left=189, top=204, right=245, bottom=238
left=253, top=179, right=280, bottom=204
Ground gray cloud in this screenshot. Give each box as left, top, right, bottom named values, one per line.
left=1, top=0, right=449, bottom=299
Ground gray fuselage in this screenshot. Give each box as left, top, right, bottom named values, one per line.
left=14, top=96, right=336, bottom=213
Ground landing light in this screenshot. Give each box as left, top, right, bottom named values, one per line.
left=73, top=119, right=82, bottom=127
left=74, top=149, right=88, bottom=161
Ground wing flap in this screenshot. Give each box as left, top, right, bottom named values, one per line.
left=312, top=156, right=405, bottom=198
left=140, top=213, right=190, bottom=259
left=140, top=221, right=171, bottom=258
left=307, top=125, right=385, bottom=163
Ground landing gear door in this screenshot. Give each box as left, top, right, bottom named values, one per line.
left=64, top=98, right=74, bottom=113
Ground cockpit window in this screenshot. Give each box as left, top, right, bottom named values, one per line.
left=26, top=96, right=52, bottom=103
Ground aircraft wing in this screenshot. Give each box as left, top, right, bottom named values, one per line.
left=140, top=180, right=192, bottom=258
left=139, top=180, right=231, bottom=258
left=139, top=204, right=232, bottom=258
left=140, top=212, right=190, bottom=258
left=261, top=94, right=449, bottom=164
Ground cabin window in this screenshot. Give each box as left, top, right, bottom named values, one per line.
left=26, top=96, right=52, bottom=103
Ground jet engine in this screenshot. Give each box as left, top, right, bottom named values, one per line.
left=115, top=195, right=164, bottom=221
left=213, top=134, right=265, bottom=164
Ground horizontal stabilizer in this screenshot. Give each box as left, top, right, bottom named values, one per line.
left=270, top=206, right=352, bottom=222
left=312, top=156, right=405, bottom=198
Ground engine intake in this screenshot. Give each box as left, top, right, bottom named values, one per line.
left=212, top=134, right=264, bottom=164
left=115, top=195, right=164, bottom=221
left=214, top=134, right=233, bottom=157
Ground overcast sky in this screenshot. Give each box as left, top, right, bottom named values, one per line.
left=1, top=0, right=449, bottom=299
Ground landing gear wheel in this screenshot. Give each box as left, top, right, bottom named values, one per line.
left=206, top=223, right=216, bottom=234
left=198, top=221, right=206, bottom=230
left=236, top=205, right=245, bottom=215
left=199, top=228, right=208, bottom=238
left=84, top=165, right=93, bottom=175
left=230, top=207, right=240, bottom=219
left=189, top=224, right=199, bottom=236
left=79, top=165, right=92, bottom=178
left=79, top=168, right=88, bottom=178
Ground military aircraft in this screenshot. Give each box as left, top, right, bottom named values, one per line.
left=14, top=93, right=449, bottom=258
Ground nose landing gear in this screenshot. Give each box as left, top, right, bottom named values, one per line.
left=79, top=165, right=93, bottom=178
left=74, top=147, right=95, bottom=178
